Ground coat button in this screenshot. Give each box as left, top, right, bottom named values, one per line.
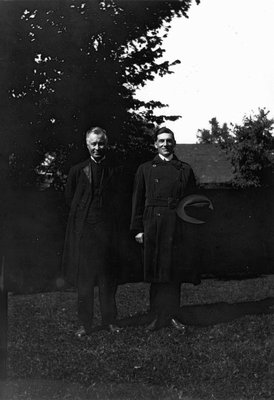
left=152, top=164, right=156, bottom=168
left=156, top=213, right=161, bottom=217
left=154, top=178, right=159, bottom=183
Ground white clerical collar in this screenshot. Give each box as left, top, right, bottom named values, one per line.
left=90, top=155, right=105, bottom=164
left=159, top=153, right=174, bottom=162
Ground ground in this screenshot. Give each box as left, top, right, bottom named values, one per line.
left=1, top=276, right=274, bottom=400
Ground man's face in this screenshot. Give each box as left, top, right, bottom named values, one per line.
left=86, top=133, right=107, bottom=160
left=154, top=132, right=176, bottom=157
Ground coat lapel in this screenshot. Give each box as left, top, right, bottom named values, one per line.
left=152, top=154, right=182, bottom=170
left=83, top=162, right=92, bottom=184
left=101, top=163, right=114, bottom=191
left=81, top=157, right=115, bottom=192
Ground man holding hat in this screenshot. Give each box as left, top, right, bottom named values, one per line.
left=130, top=127, right=200, bottom=331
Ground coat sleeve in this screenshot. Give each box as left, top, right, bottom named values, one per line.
left=65, top=167, right=78, bottom=208
left=130, top=165, right=146, bottom=233
left=185, top=167, right=197, bottom=196
left=179, top=165, right=197, bottom=199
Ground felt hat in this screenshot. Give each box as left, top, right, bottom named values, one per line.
left=176, top=194, right=214, bottom=224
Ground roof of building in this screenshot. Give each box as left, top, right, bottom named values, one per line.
left=175, top=144, right=233, bottom=186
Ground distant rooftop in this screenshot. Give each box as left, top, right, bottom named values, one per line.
left=175, top=144, right=233, bottom=186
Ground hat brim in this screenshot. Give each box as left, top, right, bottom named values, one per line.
left=176, top=194, right=214, bottom=224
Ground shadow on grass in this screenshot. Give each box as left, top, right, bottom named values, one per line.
left=5, top=288, right=273, bottom=399
left=115, top=297, right=274, bottom=329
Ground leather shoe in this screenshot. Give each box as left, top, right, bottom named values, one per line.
left=171, top=318, right=186, bottom=333
left=108, top=324, right=121, bottom=333
left=75, top=326, right=88, bottom=338
left=145, top=318, right=158, bottom=331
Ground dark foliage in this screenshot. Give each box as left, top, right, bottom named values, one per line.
left=230, top=109, right=274, bottom=188
left=3, top=0, right=200, bottom=189
left=197, top=117, right=234, bottom=149
left=197, top=109, right=274, bottom=188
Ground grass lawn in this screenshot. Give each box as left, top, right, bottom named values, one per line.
left=2, top=276, right=274, bottom=399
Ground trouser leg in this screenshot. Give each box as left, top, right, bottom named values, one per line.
left=150, top=282, right=181, bottom=325
left=98, top=273, right=117, bottom=325
left=78, top=275, right=95, bottom=332
left=78, top=220, right=116, bottom=328
left=78, top=224, right=96, bottom=331
left=91, top=221, right=116, bottom=325
left=149, top=282, right=158, bottom=316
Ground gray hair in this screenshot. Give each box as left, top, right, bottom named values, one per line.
left=86, top=126, right=108, bottom=143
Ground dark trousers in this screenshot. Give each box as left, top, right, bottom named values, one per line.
left=149, top=282, right=181, bottom=325
left=78, top=221, right=117, bottom=330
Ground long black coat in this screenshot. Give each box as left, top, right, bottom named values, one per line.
left=130, top=154, right=199, bottom=284
left=62, top=158, right=123, bottom=286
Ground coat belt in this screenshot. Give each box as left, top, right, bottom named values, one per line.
left=145, top=198, right=179, bottom=209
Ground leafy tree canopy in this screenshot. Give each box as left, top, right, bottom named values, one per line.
left=3, top=0, right=200, bottom=188
left=197, top=109, right=274, bottom=188
left=197, top=117, right=233, bottom=149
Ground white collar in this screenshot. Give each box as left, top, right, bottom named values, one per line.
left=90, top=155, right=105, bottom=164
left=159, top=153, right=174, bottom=162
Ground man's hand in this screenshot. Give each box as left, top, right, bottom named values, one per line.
left=135, top=232, right=144, bottom=244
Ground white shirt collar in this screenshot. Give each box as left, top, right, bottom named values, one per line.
left=90, top=155, right=105, bottom=164
left=159, top=153, right=174, bottom=162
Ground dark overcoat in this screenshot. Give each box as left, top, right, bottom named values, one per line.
left=62, top=157, right=123, bottom=286
left=130, top=154, right=199, bottom=284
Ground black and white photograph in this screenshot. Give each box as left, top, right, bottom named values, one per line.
left=0, top=0, right=274, bottom=399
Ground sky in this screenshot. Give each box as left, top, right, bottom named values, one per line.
left=136, top=0, right=274, bottom=143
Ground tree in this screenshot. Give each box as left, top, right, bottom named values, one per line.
left=197, top=117, right=233, bottom=149
left=196, top=109, right=274, bottom=188
left=230, top=109, right=274, bottom=188
left=3, top=0, right=200, bottom=188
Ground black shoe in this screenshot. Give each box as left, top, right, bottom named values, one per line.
left=146, top=315, right=173, bottom=331
left=75, top=322, right=93, bottom=337
left=171, top=318, right=186, bottom=333
left=108, top=324, right=121, bottom=333
left=75, top=326, right=88, bottom=338
left=145, top=318, right=158, bottom=332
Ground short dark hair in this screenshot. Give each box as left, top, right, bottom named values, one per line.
left=86, top=126, right=108, bottom=142
left=153, top=127, right=175, bottom=142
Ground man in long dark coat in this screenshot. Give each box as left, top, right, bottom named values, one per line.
left=130, top=127, right=199, bottom=331
left=62, top=126, right=121, bottom=337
